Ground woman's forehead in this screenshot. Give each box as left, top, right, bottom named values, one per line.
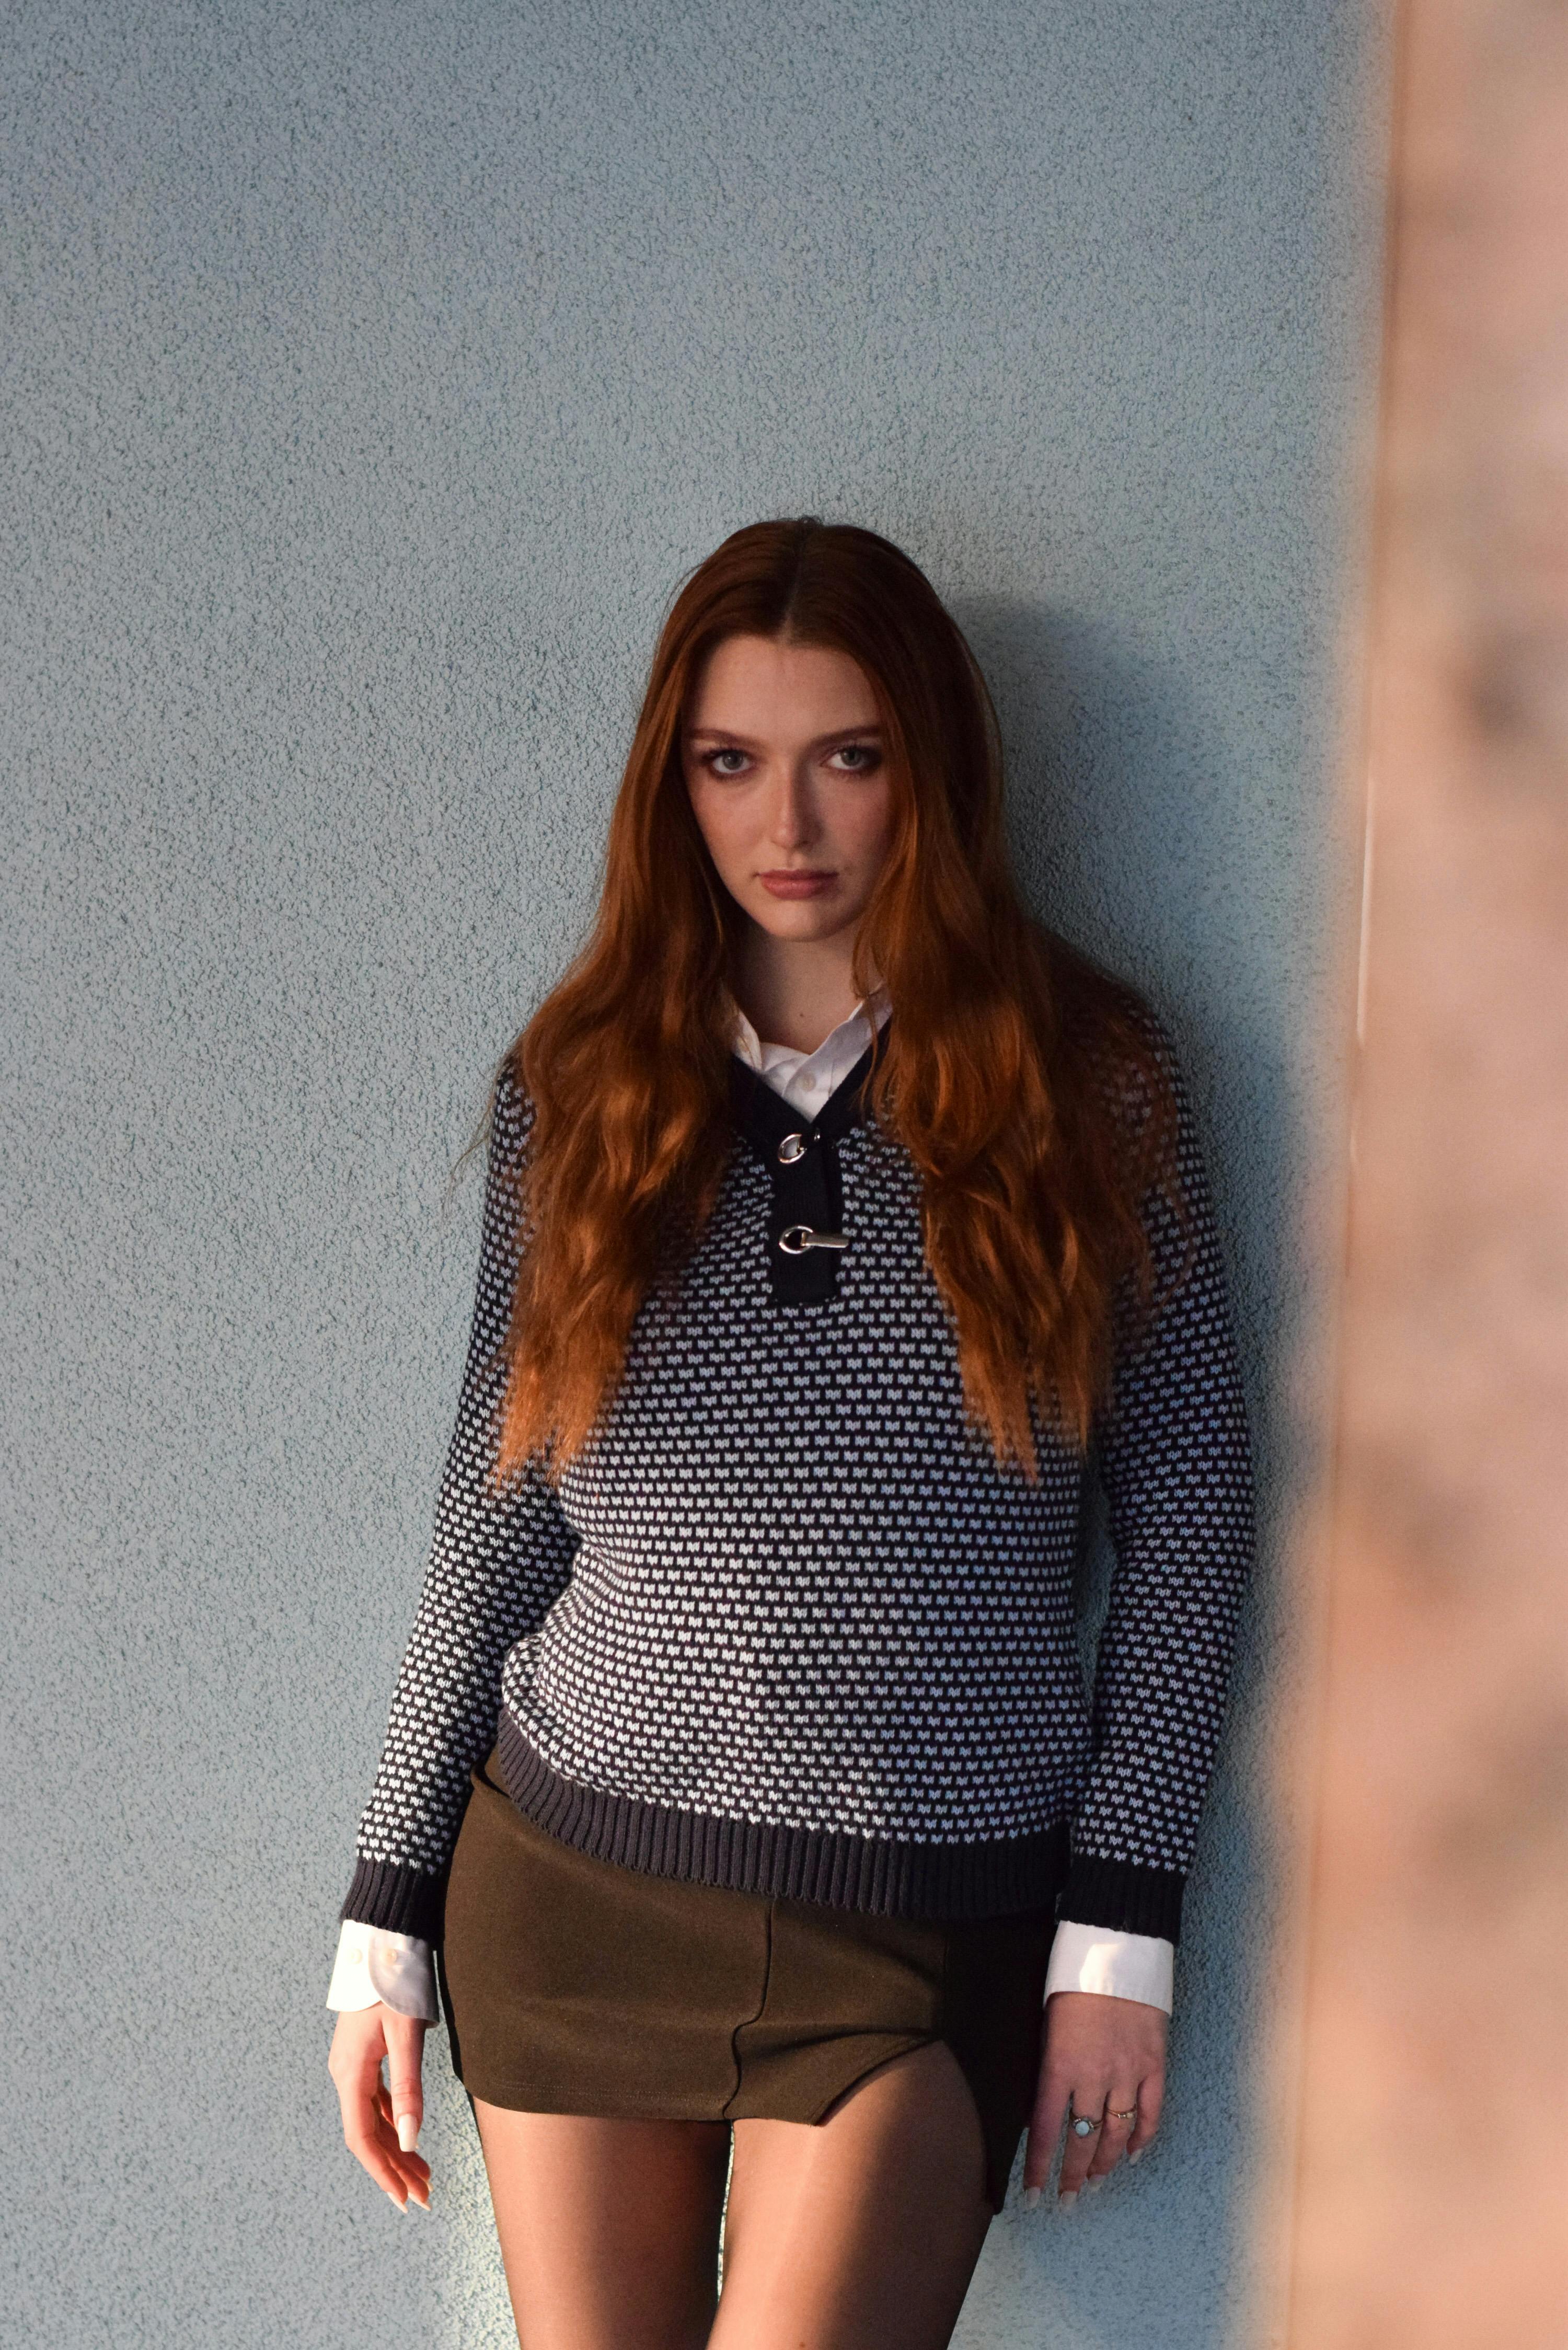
left=685, top=634, right=881, bottom=736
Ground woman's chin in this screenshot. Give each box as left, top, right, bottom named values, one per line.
left=743, top=892, right=859, bottom=942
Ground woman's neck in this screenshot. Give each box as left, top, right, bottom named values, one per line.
left=731, top=930, right=879, bottom=1055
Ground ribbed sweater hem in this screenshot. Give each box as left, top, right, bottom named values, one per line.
left=338, top=1776, right=1190, bottom=1946
left=496, top=1709, right=1073, bottom=1920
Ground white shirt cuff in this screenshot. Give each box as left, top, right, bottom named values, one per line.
left=326, top=1919, right=439, bottom=2021
left=1043, top=1919, right=1174, bottom=2013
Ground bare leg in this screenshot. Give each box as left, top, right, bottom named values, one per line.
left=470, top=2099, right=732, bottom=2350
left=712, top=2041, right=995, bottom=2350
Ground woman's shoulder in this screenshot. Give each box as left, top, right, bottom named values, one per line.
left=475, top=1049, right=539, bottom=1185
left=1040, top=928, right=1182, bottom=1109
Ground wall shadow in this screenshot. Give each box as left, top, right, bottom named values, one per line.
left=949, top=595, right=1335, bottom=2340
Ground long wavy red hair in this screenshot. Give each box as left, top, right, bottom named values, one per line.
left=490, top=518, right=1187, bottom=1488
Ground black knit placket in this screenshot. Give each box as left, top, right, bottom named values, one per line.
left=727, top=1038, right=882, bottom=1305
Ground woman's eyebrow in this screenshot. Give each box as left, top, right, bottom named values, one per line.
left=685, top=722, right=885, bottom=748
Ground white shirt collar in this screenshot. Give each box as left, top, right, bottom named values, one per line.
left=724, top=982, right=891, bottom=1119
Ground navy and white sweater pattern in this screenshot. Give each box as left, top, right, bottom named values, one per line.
left=341, top=1018, right=1256, bottom=1948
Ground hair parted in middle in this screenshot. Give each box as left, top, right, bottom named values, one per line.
left=491, top=516, right=1189, bottom=1490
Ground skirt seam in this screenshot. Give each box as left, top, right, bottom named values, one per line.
left=721, top=1898, right=776, bottom=2122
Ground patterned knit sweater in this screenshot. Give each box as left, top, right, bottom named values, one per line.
left=341, top=1015, right=1255, bottom=1949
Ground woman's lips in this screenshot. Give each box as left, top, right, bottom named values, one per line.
left=759, top=870, right=836, bottom=897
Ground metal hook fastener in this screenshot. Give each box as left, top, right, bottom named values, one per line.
left=776, top=1132, right=810, bottom=1164
left=777, top=1224, right=847, bottom=1255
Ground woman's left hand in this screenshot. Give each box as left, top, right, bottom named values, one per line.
left=1021, top=1989, right=1168, bottom=2207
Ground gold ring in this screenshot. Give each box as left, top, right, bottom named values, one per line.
left=1107, top=2106, right=1138, bottom=2122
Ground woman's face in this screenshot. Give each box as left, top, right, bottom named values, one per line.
left=681, top=633, right=895, bottom=951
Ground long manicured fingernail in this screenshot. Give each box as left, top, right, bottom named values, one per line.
left=397, top=2115, right=420, bottom=2152
left=1021, top=2186, right=1042, bottom=2209
left=1085, top=2175, right=1105, bottom=2192
left=1059, top=2190, right=1079, bottom=2209
left=1128, top=2148, right=1145, bottom=2165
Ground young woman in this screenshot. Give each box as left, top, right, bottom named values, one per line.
left=325, top=519, right=1255, bottom=2350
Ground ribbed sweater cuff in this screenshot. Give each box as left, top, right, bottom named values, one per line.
left=340, top=1856, right=447, bottom=1943
left=1056, top=1856, right=1186, bottom=1944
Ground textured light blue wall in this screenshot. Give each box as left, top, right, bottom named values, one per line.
left=3, top=3, right=1386, bottom=2343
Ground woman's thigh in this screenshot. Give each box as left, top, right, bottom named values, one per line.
left=471, top=2098, right=732, bottom=2350
left=712, top=2040, right=995, bottom=2350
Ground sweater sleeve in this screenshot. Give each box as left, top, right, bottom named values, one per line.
left=338, top=1065, right=581, bottom=1942
left=1057, top=1016, right=1257, bottom=1945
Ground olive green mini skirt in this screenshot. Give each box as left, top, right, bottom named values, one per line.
left=437, top=1746, right=1058, bottom=2214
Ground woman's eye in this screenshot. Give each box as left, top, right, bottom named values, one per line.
left=828, top=743, right=880, bottom=772
left=705, top=748, right=751, bottom=776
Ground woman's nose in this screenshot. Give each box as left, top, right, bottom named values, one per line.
left=768, top=767, right=818, bottom=848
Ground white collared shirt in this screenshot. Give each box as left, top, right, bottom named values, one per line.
left=329, top=984, right=1174, bottom=2022
left=725, top=980, right=894, bottom=1112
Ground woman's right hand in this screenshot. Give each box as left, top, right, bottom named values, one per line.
left=328, top=2005, right=433, bottom=2209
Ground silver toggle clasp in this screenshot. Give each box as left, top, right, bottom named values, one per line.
left=778, top=1223, right=847, bottom=1255
left=776, top=1132, right=810, bottom=1165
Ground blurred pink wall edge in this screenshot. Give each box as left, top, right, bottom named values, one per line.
left=1255, top=2, right=1568, bottom=2342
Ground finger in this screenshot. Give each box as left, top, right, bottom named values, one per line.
left=373, top=2083, right=432, bottom=2206
left=383, top=2013, right=429, bottom=2156
left=1127, top=2063, right=1165, bottom=2161
left=373, top=2081, right=432, bottom=2174
left=342, top=2088, right=415, bottom=2206
left=372, top=2093, right=432, bottom=2191
left=1056, top=2085, right=1111, bottom=2198
left=1084, top=2081, right=1141, bottom=2182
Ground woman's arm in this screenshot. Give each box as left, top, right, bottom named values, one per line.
left=328, top=1065, right=580, bottom=2205
left=1058, top=1015, right=1257, bottom=1944
left=337, top=1065, right=582, bottom=1944
left=1022, top=1017, right=1254, bottom=2209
